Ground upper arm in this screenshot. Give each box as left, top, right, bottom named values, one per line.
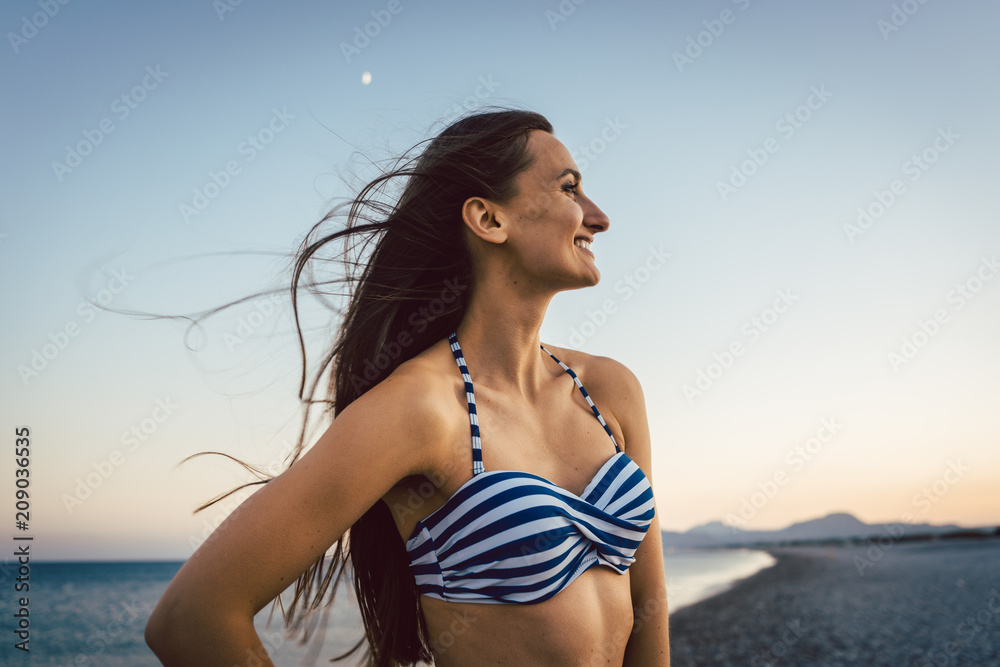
left=594, top=357, right=651, bottom=472
left=597, top=358, right=671, bottom=663
left=149, top=369, right=448, bottom=632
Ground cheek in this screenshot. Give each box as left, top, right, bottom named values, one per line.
left=517, top=194, right=551, bottom=222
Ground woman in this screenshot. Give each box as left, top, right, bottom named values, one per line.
left=145, top=108, right=671, bottom=666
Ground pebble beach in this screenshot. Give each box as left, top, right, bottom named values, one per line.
left=669, top=537, right=1000, bottom=666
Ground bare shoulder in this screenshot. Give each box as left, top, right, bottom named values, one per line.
left=344, top=338, right=463, bottom=472
left=541, top=343, right=645, bottom=402
left=540, top=343, right=649, bottom=457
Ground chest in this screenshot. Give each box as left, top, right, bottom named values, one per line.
left=385, top=374, right=624, bottom=542
left=471, top=379, right=623, bottom=489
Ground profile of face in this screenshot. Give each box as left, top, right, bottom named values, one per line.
left=465, top=129, right=611, bottom=292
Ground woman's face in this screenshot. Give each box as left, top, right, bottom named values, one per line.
left=496, top=129, right=611, bottom=290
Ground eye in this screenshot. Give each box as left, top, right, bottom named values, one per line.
left=562, top=181, right=579, bottom=195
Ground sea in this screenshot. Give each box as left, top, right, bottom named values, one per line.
left=0, top=549, right=774, bottom=666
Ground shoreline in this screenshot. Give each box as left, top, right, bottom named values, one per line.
left=666, top=547, right=777, bottom=613
left=668, top=538, right=1000, bottom=666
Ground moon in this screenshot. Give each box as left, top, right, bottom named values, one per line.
left=361, top=71, right=372, bottom=85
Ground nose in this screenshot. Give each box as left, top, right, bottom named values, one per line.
left=581, top=192, right=610, bottom=234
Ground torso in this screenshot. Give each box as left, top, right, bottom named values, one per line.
left=381, top=337, right=637, bottom=665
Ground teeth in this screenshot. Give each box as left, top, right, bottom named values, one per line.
left=574, top=239, right=592, bottom=250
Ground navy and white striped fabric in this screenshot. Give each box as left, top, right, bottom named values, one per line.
left=404, top=331, right=655, bottom=604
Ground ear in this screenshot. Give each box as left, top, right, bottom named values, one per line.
left=461, top=196, right=508, bottom=245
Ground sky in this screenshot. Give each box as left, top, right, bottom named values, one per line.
left=2, top=0, right=999, bottom=561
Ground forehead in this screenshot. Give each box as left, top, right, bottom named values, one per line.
left=523, top=130, right=576, bottom=180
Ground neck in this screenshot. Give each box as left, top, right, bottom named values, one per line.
left=454, top=276, right=557, bottom=399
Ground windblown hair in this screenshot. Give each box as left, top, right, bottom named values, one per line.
left=194, top=107, right=554, bottom=665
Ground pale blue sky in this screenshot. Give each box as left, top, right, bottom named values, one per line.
left=2, top=0, right=998, bottom=559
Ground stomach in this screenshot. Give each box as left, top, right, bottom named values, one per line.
left=420, top=565, right=634, bottom=666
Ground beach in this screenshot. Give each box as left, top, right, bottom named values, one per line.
left=668, top=537, right=1000, bottom=666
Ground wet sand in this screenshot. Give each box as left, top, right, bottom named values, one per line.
left=668, top=538, right=1000, bottom=666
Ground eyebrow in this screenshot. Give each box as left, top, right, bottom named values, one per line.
left=555, top=168, right=581, bottom=183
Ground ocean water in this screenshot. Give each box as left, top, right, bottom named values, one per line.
left=664, top=547, right=777, bottom=612
left=0, top=561, right=367, bottom=667
left=0, top=550, right=773, bottom=665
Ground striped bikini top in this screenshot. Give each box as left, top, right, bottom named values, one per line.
left=405, top=331, right=655, bottom=604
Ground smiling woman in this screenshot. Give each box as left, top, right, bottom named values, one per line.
left=144, top=107, right=670, bottom=666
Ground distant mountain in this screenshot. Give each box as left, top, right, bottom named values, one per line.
left=686, top=520, right=735, bottom=538
left=778, top=512, right=871, bottom=541
left=662, top=512, right=993, bottom=549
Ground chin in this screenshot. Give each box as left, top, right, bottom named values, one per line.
left=568, top=270, right=601, bottom=290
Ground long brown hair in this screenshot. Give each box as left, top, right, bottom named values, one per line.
left=192, top=107, right=554, bottom=665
